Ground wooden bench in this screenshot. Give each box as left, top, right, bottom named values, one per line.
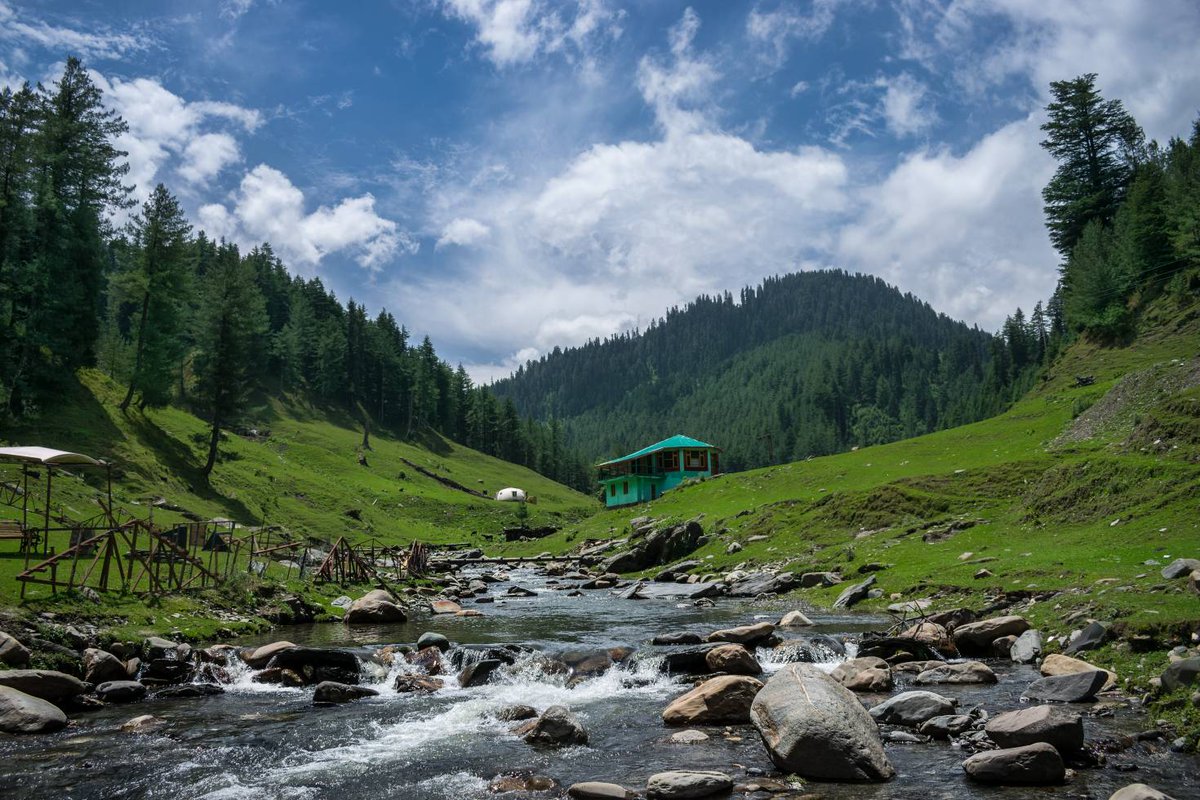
left=0, top=520, right=39, bottom=551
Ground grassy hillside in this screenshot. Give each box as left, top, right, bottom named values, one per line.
left=0, top=369, right=596, bottom=638
left=500, top=294, right=1200, bottom=658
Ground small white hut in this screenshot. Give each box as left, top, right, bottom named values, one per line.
left=494, top=487, right=526, bottom=502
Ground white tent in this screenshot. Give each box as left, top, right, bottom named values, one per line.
left=494, top=487, right=526, bottom=502
left=0, top=446, right=104, bottom=465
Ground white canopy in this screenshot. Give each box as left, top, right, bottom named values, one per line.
left=0, top=446, right=105, bottom=466
left=495, top=487, right=526, bottom=502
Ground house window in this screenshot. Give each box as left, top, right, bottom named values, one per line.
left=661, top=451, right=679, bottom=471
left=609, top=484, right=616, bottom=498
left=623, top=481, right=629, bottom=495
left=684, top=450, right=708, bottom=471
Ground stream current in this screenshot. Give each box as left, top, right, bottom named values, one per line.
left=1, top=568, right=1196, bottom=799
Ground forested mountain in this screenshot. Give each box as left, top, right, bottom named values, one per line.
left=0, top=58, right=591, bottom=490
left=493, top=271, right=1021, bottom=471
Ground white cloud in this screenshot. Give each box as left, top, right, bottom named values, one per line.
left=878, top=73, right=936, bottom=137
left=203, top=165, right=414, bottom=272
left=437, top=217, right=491, bottom=248
left=0, top=2, right=154, bottom=60
left=220, top=0, right=255, bottom=21
left=747, top=0, right=847, bottom=69
left=837, top=116, right=1057, bottom=327
left=438, top=0, right=621, bottom=68
left=179, top=133, right=241, bottom=186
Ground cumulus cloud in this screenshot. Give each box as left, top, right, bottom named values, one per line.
left=179, top=133, right=241, bottom=186
left=437, top=217, right=491, bottom=249
left=202, top=165, right=414, bottom=272
left=438, top=0, right=621, bottom=68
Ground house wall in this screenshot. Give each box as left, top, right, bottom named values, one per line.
left=603, top=447, right=716, bottom=507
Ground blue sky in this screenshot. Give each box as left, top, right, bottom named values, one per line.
left=3, top=1, right=1199, bottom=380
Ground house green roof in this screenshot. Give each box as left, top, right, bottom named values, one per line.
left=597, top=435, right=718, bottom=467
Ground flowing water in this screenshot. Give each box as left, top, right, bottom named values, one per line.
left=1, top=569, right=1196, bottom=799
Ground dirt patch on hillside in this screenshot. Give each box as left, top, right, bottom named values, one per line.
left=1053, top=357, right=1200, bottom=447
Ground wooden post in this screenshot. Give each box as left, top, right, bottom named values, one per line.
left=42, top=466, right=52, bottom=558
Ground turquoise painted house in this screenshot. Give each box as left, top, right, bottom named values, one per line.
left=597, top=435, right=721, bottom=508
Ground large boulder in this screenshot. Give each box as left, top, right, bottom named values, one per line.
left=800, top=571, right=841, bottom=588
left=829, top=657, right=893, bottom=692
left=662, top=675, right=763, bottom=725
left=778, top=610, right=813, bottom=628
left=962, top=742, right=1066, bottom=785
left=952, top=616, right=1030, bottom=654
left=0, top=669, right=85, bottom=702
left=0, top=685, right=67, bottom=734
left=869, top=691, right=957, bottom=727
left=240, top=641, right=296, bottom=669
left=1159, top=657, right=1200, bottom=693
left=1041, top=653, right=1118, bottom=690
left=1064, top=621, right=1108, bottom=655
left=343, top=589, right=407, bottom=624
left=83, top=648, right=128, bottom=685
left=521, top=705, right=588, bottom=747
left=898, top=622, right=957, bottom=658
left=727, top=572, right=797, bottom=597
left=705, top=621, right=775, bottom=646
left=750, top=663, right=895, bottom=782
left=1010, top=629, right=1043, bottom=664
left=704, top=644, right=761, bottom=676
left=312, top=681, right=379, bottom=704
left=567, top=782, right=634, bottom=799
left=458, top=658, right=503, bottom=687
left=1161, top=558, right=1200, bottom=579
left=1023, top=670, right=1108, bottom=703
left=1109, top=784, right=1178, bottom=800
left=645, top=771, right=732, bottom=800
left=833, top=575, right=876, bottom=609
left=95, top=680, right=147, bottom=704
left=268, top=646, right=361, bottom=685
left=913, top=661, right=997, bottom=685
left=660, top=644, right=719, bottom=674
left=643, top=521, right=704, bottom=566
left=0, top=631, right=31, bottom=667
left=986, top=705, right=1084, bottom=753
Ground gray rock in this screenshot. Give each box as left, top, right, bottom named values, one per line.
left=312, top=681, right=379, bottom=704
left=646, top=770, right=732, bottom=799
left=494, top=704, right=537, bottom=721
left=986, top=705, right=1084, bottom=753
left=778, top=610, right=814, bottom=628
left=962, top=742, right=1065, bottom=785
left=269, top=646, right=360, bottom=685
left=83, top=648, right=127, bottom=685
left=750, top=663, right=895, bottom=782
left=458, top=658, right=503, bottom=687
left=869, top=690, right=957, bottom=727
left=661, top=644, right=719, bottom=673
left=704, top=643, right=761, bottom=676
left=705, top=621, right=775, bottom=646
left=0, top=685, right=67, bottom=734
left=567, top=782, right=634, bottom=800
left=1064, top=621, right=1108, bottom=655
left=952, top=615, right=1030, bottom=654
left=416, top=632, right=450, bottom=652
left=617, top=582, right=647, bottom=600
left=728, top=572, right=797, bottom=597
left=662, top=675, right=763, bottom=725
left=522, top=705, right=588, bottom=747
left=343, top=589, right=407, bottom=624
left=1010, top=629, right=1043, bottom=664
left=1160, top=657, right=1200, bottom=692
left=0, top=631, right=31, bottom=667
left=913, top=661, right=997, bottom=685
left=95, top=680, right=147, bottom=703
left=670, top=729, right=710, bottom=744
left=1108, top=783, right=1178, bottom=800
left=829, top=656, right=893, bottom=692
left=240, top=640, right=296, bottom=669
left=800, top=571, right=841, bottom=588
left=1161, top=558, right=1200, bottom=579
left=833, top=575, right=876, bottom=609
left=0, top=669, right=85, bottom=702
left=1023, top=670, right=1108, bottom=703
left=918, top=714, right=974, bottom=739
left=652, top=632, right=702, bottom=646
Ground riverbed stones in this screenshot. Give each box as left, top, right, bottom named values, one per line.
left=1159, top=657, right=1200, bottom=692
left=727, top=572, right=797, bottom=597
left=962, top=742, right=1066, bottom=785
left=312, top=681, right=379, bottom=704
left=240, top=641, right=296, bottom=669
left=913, top=661, right=997, bottom=685
left=750, top=663, right=894, bottom=782
left=1065, top=621, right=1109, bottom=655
left=986, top=705, right=1084, bottom=753
left=567, top=782, right=635, bottom=799
left=653, top=632, right=702, bottom=646
left=81, top=648, right=126, bottom=685
left=269, top=646, right=360, bottom=685
left=898, top=622, right=957, bottom=657
left=800, top=571, right=841, bottom=588
left=646, top=770, right=733, bottom=799
left=952, top=615, right=1030, bottom=654
left=495, top=704, right=537, bottom=722
left=833, top=575, right=876, bottom=609
left=343, top=589, right=407, bottom=624
left=416, top=632, right=450, bottom=652
left=1161, top=558, right=1200, bottom=580
left=778, top=610, right=813, bottom=628
left=1023, top=670, right=1108, bottom=703
left=1108, top=783, right=1178, bottom=800
left=489, top=773, right=556, bottom=793
left=393, top=674, right=443, bottom=693
left=869, top=690, right=957, bottom=727
left=670, top=729, right=710, bottom=744
left=0, top=685, right=67, bottom=734
left=458, top=658, right=503, bottom=687
left=918, top=714, right=974, bottom=739
left=521, top=705, right=588, bottom=747
left=95, top=680, right=147, bottom=703
left=1011, top=629, right=1043, bottom=664
left=1041, top=653, right=1118, bottom=689
left=662, top=675, right=764, bottom=725
left=121, top=714, right=164, bottom=733
left=704, top=644, right=761, bottom=676
left=829, top=656, right=893, bottom=692
left=0, top=669, right=85, bottom=702
left=0, top=631, right=31, bottom=667
left=430, top=599, right=462, bottom=614
left=705, top=621, right=775, bottom=646
left=407, top=646, right=444, bottom=675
